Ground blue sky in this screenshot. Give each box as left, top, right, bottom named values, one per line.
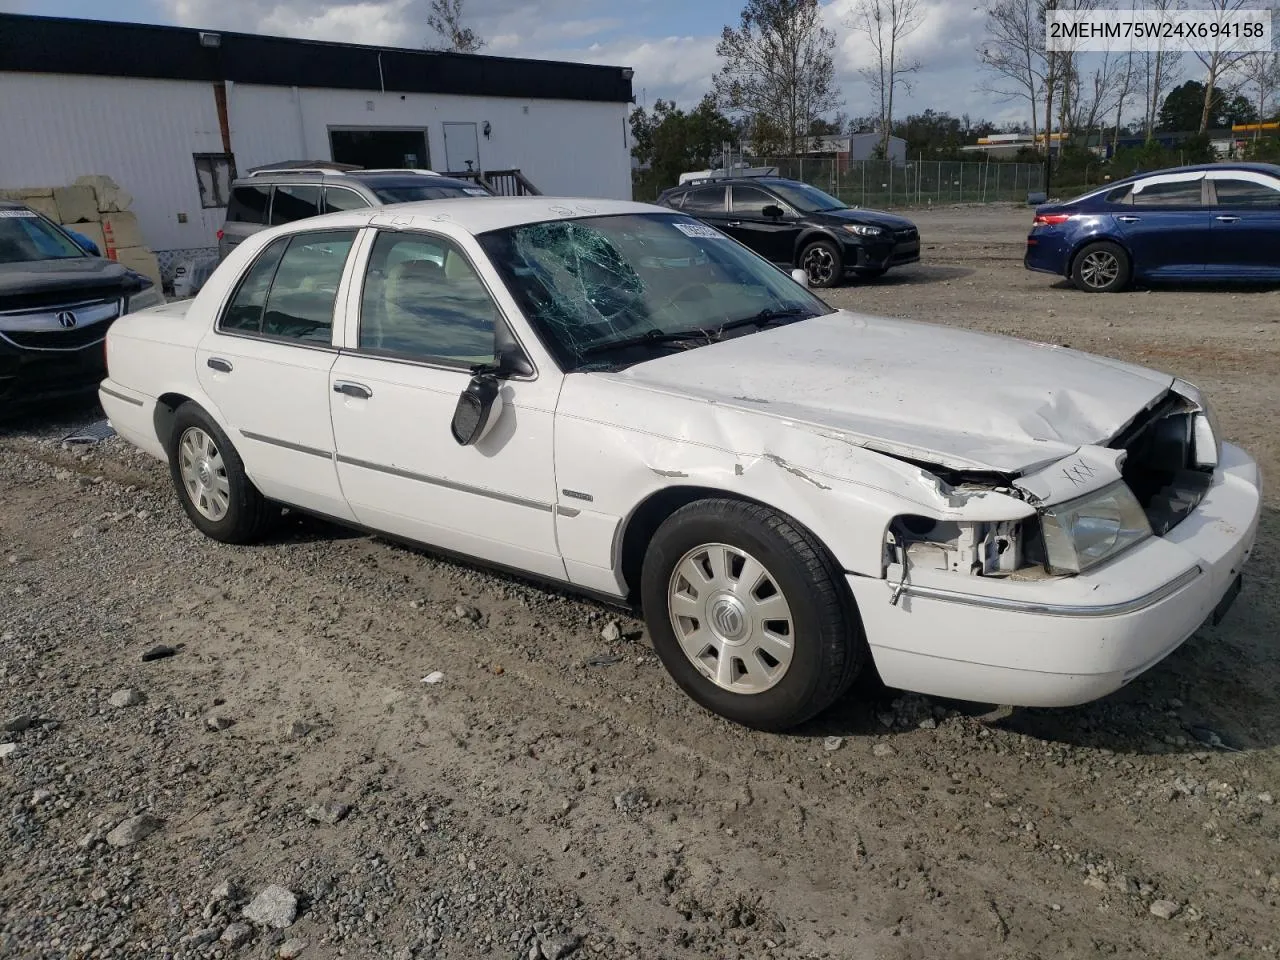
left=1, top=1, right=1006, bottom=121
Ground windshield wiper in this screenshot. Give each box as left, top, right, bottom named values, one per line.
left=712, top=306, right=812, bottom=336
left=576, top=327, right=715, bottom=360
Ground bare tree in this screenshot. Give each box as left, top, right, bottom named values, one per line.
left=846, top=0, right=924, bottom=159
left=1194, top=0, right=1260, bottom=132
left=426, top=0, right=484, bottom=54
left=1236, top=4, right=1280, bottom=136
left=978, top=0, right=1050, bottom=145
left=714, top=0, right=841, bottom=156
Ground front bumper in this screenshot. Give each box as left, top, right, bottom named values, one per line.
left=0, top=334, right=109, bottom=408
left=842, top=232, right=920, bottom=274
left=848, top=442, right=1261, bottom=707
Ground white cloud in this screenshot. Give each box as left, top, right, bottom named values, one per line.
left=152, top=0, right=1029, bottom=123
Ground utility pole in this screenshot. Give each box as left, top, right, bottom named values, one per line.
left=1044, top=0, right=1058, bottom=198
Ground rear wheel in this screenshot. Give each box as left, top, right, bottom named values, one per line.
left=167, top=403, right=276, bottom=544
left=800, top=239, right=843, bottom=288
left=640, top=499, right=865, bottom=730
left=1071, top=241, right=1130, bottom=293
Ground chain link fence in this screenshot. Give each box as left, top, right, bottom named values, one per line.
left=745, top=158, right=1045, bottom=208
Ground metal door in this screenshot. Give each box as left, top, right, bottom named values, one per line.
left=443, top=122, right=481, bottom=175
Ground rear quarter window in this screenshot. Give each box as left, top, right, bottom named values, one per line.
left=226, top=185, right=270, bottom=224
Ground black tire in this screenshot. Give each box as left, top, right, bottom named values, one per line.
left=166, top=402, right=276, bottom=544
left=800, top=238, right=844, bottom=288
left=640, top=499, right=866, bottom=731
left=1071, top=240, right=1131, bottom=293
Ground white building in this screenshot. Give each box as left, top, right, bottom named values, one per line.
left=0, top=13, right=635, bottom=275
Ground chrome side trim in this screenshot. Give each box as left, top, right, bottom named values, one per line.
left=555, top=505, right=581, bottom=518
left=240, top=430, right=332, bottom=460
left=100, top=385, right=144, bottom=407
left=893, top=565, right=1203, bottom=618
left=335, top=454, right=553, bottom=513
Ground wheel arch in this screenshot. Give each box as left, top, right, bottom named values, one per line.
left=1066, top=232, right=1133, bottom=280
left=616, top=483, right=854, bottom=605
left=791, top=227, right=845, bottom=267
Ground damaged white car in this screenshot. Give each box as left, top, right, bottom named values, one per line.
left=99, top=199, right=1261, bottom=730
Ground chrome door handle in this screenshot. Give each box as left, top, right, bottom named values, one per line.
left=1117, top=215, right=1141, bottom=223
left=726, top=220, right=743, bottom=226
left=1215, top=215, right=1241, bottom=223
left=206, top=357, right=232, bottom=373
left=333, top=381, right=372, bottom=400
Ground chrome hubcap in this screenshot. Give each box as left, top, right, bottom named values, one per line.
left=803, top=246, right=836, bottom=285
left=1080, top=250, right=1119, bottom=288
left=178, top=427, right=230, bottom=521
left=667, top=543, right=795, bottom=695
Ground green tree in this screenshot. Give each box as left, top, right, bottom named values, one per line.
left=630, top=97, right=736, bottom=199
left=1159, top=80, right=1259, bottom=131
left=714, top=0, right=841, bottom=155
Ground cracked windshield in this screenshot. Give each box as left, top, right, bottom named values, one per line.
left=478, top=213, right=830, bottom=369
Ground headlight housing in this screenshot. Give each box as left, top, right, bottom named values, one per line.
left=844, top=224, right=884, bottom=237
left=1173, top=379, right=1220, bottom=470
left=125, top=282, right=164, bottom=313
left=1039, top=481, right=1152, bottom=574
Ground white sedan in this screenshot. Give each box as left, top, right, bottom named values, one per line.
left=99, top=198, right=1261, bottom=730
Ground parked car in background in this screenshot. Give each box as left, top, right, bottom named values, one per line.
left=218, top=161, right=493, bottom=260
left=656, top=175, right=920, bottom=287
left=0, top=200, right=162, bottom=409
left=1026, top=162, right=1280, bottom=292
left=99, top=197, right=1257, bottom=731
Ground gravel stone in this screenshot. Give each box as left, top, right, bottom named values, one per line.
left=600, top=621, right=623, bottom=643
left=277, top=938, right=308, bottom=958
left=822, top=736, right=844, bottom=752
left=0, top=743, right=17, bottom=759
left=1150, top=900, right=1182, bottom=920
left=205, top=714, right=235, bottom=731
left=305, top=800, right=351, bottom=825
left=243, top=885, right=298, bottom=929
left=108, top=688, right=144, bottom=708
left=140, top=644, right=177, bottom=661
left=873, top=743, right=897, bottom=758
left=220, top=922, right=252, bottom=946
left=2, top=715, right=32, bottom=732
left=454, top=603, right=481, bottom=622
left=105, top=813, right=163, bottom=847
left=540, top=934, right=582, bottom=959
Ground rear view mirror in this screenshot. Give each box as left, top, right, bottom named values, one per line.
left=451, top=374, right=504, bottom=446
left=791, top=268, right=810, bottom=287
left=763, top=204, right=785, bottom=219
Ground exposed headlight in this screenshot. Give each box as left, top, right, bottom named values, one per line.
left=844, top=224, right=884, bottom=237
left=1040, top=481, right=1152, bottom=574
left=125, top=283, right=164, bottom=313
left=1173, top=379, right=1220, bottom=469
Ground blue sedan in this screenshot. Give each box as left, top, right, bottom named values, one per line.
left=1025, top=162, right=1280, bottom=292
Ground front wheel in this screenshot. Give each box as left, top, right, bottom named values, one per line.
left=1071, top=241, right=1130, bottom=293
left=640, top=499, right=865, bottom=730
left=800, top=239, right=843, bottom=288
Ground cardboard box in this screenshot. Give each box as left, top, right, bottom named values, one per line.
left=74, top=175, right=133, bottom=213
left=112, top=246, right=162, bottom=288
left=101, top=211, right=143, bottom=250
left=23, top=195, right=60, bottom=221
left=66, top=221, right=107, bottom=256
left=53, top=185, right=100, bottom=223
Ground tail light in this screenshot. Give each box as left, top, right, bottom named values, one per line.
left=216, top=229, right=224, bottom=241
left=1034, top=213, right=1072, bottom=226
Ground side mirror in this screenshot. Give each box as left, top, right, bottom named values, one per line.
left=791, top=268, right=810, bottom=287
left=451, top=374, right=504, bottom=446
left=762, top=204, right=785, bottom=219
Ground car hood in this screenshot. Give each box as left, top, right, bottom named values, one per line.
left=0, top=257, right=141, bottom=305
left=605, top=311, right=1173, bottom=474
left=817, top=207, right=917, bottom=231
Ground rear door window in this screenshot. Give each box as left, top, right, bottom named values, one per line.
left=681, top=186, right=727, bottom=215
left=226, top=185, right=271, bottom=224
left=1130, top=177, right=1205, bottom=206
left=323, top=187, right=373, bottom=213
left=270, top=184, right=322, bottom=225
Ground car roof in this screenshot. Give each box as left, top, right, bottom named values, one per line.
left=0, top=199, right=29, bottom=210
left=1102, top=161, right=1280, bottom=190
left=672, top=176, right=813, bottom=190
left=261, top=196, right=667, bottom=236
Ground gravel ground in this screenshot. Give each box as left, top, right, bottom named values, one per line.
left=1, top=205, right=1278, bottom=960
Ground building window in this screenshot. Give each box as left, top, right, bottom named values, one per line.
left=194, top=153, right=236, bottom=208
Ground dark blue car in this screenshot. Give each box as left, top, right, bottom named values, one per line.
left=1025, top=162, right=1280, bottom=292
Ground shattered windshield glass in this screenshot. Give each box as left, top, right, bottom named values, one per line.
left=477, top=213, right=831, bottom=370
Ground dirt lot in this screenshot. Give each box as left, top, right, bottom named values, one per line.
left=2, top=206, right=1278, bottom=960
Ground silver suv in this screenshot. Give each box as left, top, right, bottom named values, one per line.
left=217, top=162, right=492, bottom=260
